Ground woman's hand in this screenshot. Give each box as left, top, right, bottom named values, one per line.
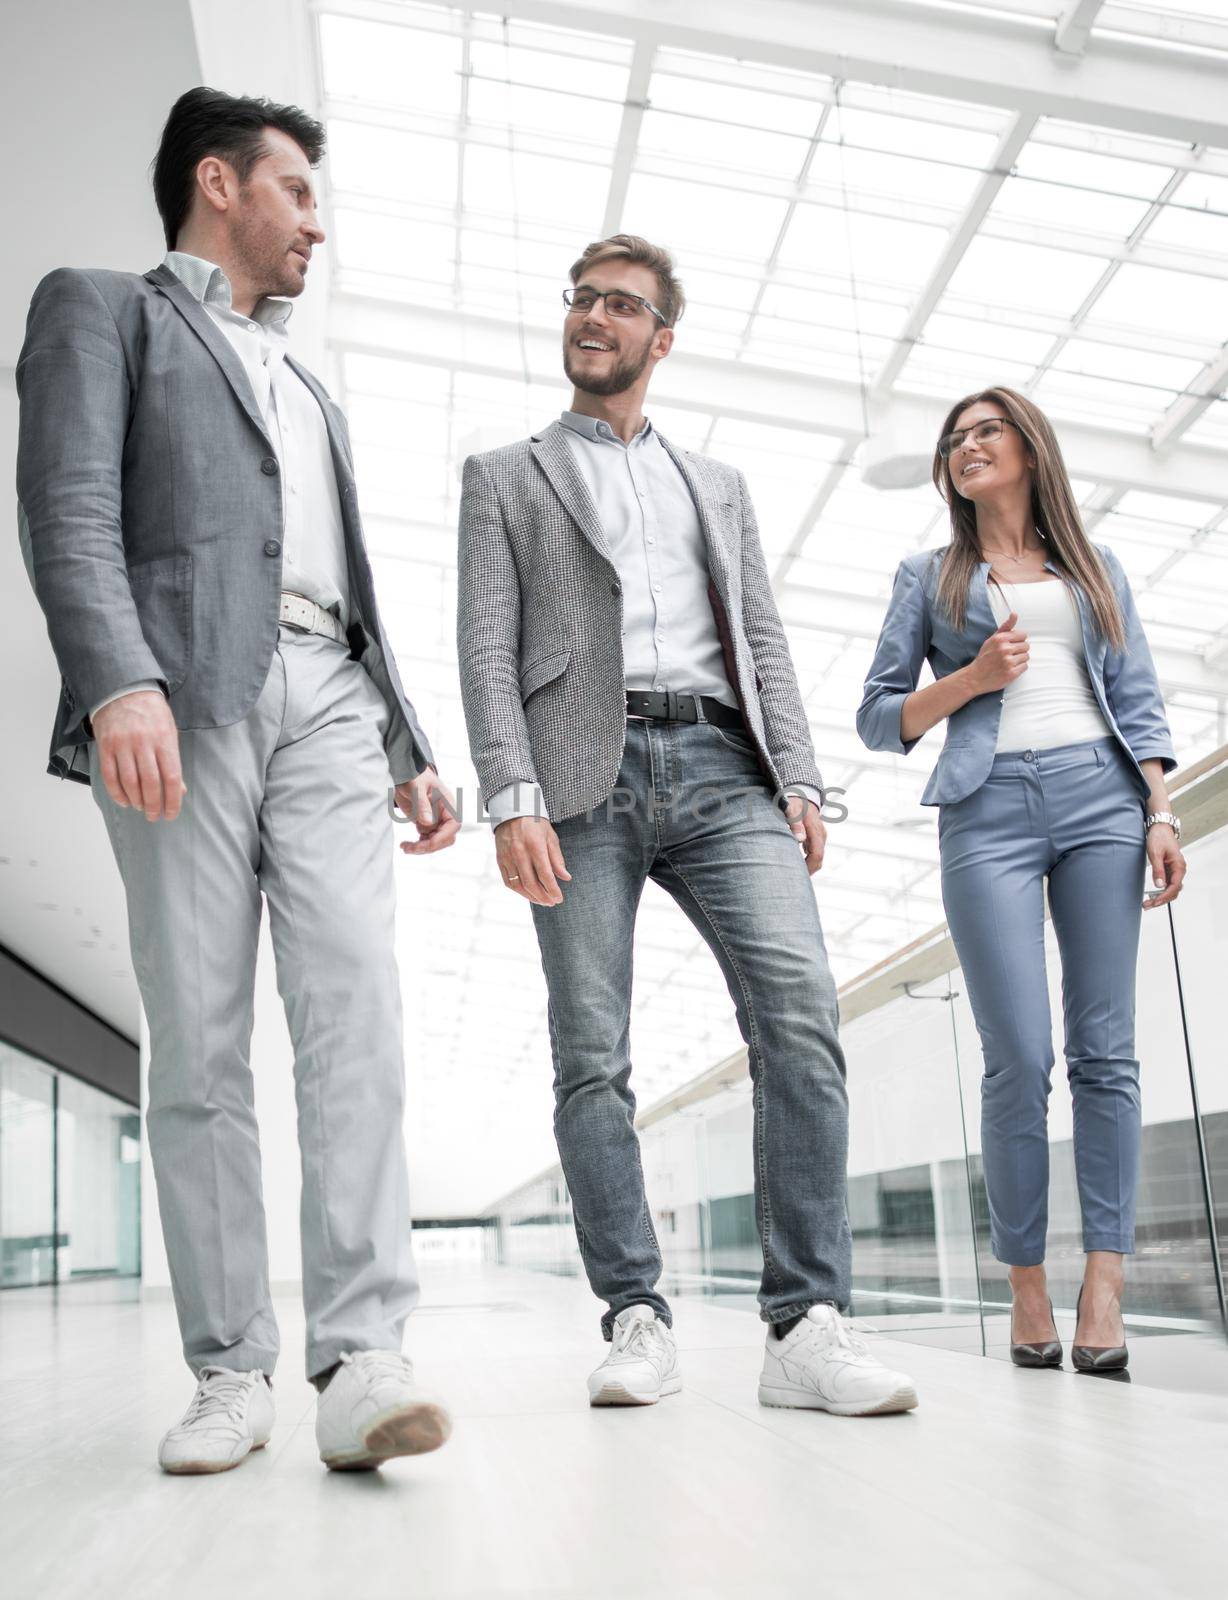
left=965, top=611, right=1029, bottom=695
left=1143, top=822, right=1185, bottom=909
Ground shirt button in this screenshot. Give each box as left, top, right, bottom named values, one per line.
left=263, top=539, right=281, bottom=557
left=653, top=585, right=662, bottom=594
left=261, top=457, right=279, bottom=475
left=646, top=537, right=656, bottom=546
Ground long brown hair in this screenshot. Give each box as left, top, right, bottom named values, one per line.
left=930, top=387, right=1124, bottom=650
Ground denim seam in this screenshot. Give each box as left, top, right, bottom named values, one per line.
left=660, top=850, right=784, bottom=1293
left=546, top=1000, right=599, bottom=1289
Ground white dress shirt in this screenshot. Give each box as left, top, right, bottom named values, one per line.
left=486, top=411, right=821, bottom=827
left=91, top=251, right=351, bottom=719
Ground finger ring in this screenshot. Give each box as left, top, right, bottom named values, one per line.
left=507, top=874, right=521, bottom=882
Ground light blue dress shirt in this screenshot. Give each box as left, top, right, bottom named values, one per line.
left=486, top=411, right=821, bottom=827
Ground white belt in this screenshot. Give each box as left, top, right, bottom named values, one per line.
left=279, top=590, right=345, bottom=644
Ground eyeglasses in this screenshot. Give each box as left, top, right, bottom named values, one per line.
left=563, top=286, right=668, bottom=325
left=938, top=416, right=1021, bottom=459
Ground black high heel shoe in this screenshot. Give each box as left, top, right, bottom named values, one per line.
left=1010, top=1295, right=1062, bottom=1369
left=1072, top=1285, right=1129, bottom=1373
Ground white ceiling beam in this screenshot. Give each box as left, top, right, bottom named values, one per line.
left=1151, top=346, right=1228, bottom=453
left=1054, top=0, right=1106, bottom=57
left=434, top=0, right=1228, bottom=147
left=872, top=114, right=1036, bottom=400
left=331, top=290, right=1228, bottom=503
left=601, top=38, right=654, bottom=237
left=1098, top=2, right=1228, bottom=57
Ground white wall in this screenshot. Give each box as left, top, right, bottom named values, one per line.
left=1, top=0, right=202, bottom=1033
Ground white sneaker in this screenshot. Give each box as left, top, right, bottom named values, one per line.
left=315, top=1349, right=452, bottom=1471
left=587, top=1304, right=681, bottom=1406
left=158, top=1366, right=274, bottom=1474
left=758, top=1305, right=918, bottom=1417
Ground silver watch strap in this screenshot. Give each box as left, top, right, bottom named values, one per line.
left=1145, top=810, right=1180, bottom=839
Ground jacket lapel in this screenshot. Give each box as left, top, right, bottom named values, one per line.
left=529, top=422, right=613, bottom=565
left=144, top=264, right=272, bottom=448
left=657, top=433, right=734, bottom=604
left=968, top=562, right=1000, bottom=641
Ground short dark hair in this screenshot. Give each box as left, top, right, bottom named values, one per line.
left=152, top=86, right=326, bottom=248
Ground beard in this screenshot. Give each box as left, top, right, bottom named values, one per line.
left=563, top=333, right=654, bottom=397
left=232, top=202, right=306, bottom=299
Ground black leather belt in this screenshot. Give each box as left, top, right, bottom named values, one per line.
left=625, top=690, right=745, bottom=729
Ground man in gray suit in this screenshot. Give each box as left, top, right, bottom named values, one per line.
left=17, top=88, right=456, bottom=1473
left=458, top=235, right=917, bottom=1416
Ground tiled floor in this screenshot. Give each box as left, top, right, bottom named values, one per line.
left=2, top=1262, right=1225, bottom=1600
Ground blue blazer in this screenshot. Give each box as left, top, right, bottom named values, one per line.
left=856, top=543, right=1176, bottom=806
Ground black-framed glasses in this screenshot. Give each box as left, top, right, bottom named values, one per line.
left=563, top=286, right=668, bottom=325
left=938, top=416, right=1021, bottom=459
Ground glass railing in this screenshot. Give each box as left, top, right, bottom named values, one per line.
left=0, top=1041, right=141, bottom=1289
left=484, top=746, right=1228, bottom=1372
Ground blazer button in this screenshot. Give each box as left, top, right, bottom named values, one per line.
left=264, top=539, right=281, bottom=557
left=261, top=457, right=279, bottom=476
left=611, top=581, right=622, bottom=596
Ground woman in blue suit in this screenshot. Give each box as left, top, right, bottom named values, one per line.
left=857, top=387, right=1186, bottom=1372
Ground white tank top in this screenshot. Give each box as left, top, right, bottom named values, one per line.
left=985, top=576, right=1111, bottom=752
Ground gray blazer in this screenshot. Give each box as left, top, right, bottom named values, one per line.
left=456, top=419, right=823, bottom=823
left=15, top=264, right=433, bottom=785
left=856, top=544, right=1176, bottom=806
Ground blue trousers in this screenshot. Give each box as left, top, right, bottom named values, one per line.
left=530, top=716, right=851, bottom=1336
left=938, top=736, right=1148, bottom=1266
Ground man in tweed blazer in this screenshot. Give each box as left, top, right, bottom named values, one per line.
left=458, top=236, right=917, bottom=1417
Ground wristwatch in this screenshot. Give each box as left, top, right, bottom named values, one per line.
left=1145, top=810, right=1181, bottom=840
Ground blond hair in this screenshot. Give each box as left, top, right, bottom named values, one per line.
left=931, top=386, right=1125, bottom=650
left=568, top=233, right=686, bottom=327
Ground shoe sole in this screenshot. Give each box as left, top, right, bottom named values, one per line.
left=589, top=1374, right=683, bottom=1408
left=160, top=1439, right=268, bottom=1475
left=758, top=1382, right=918, bottom=1417
left=321, top=1401, right=452, bottom=1471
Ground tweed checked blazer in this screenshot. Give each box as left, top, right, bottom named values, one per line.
left=457, top=419, right=824, bottom=824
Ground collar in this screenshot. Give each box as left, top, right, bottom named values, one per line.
left=163, top=251, right=293, bottom=331
left=560, top=409, right=653, bottom=448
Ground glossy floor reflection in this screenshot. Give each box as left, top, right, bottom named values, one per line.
left=1, top=1262, right=1225, bottom=1600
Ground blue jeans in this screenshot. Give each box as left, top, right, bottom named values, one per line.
left=530, top=715, right=851, bottom=1338
left=938, top=736, right=1148, bottom=1266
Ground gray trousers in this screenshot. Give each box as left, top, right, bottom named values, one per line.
left=90, top=625, right=417, bottom=1380
left=938, top=735, right=1148, bottom=1266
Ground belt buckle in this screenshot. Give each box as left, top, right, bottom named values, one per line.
left=626, top=691, right=652, bottom=722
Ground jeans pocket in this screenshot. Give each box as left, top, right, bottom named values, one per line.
left=709, top=721, right=758, bottom=757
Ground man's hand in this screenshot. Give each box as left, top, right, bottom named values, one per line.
left=495, top=816, right=572, bottom=906
left=785, top=792, right=826, bottom=875
left=92, top=689, right=186, bottom=821
left=395, top=767, right=460, bottom=856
